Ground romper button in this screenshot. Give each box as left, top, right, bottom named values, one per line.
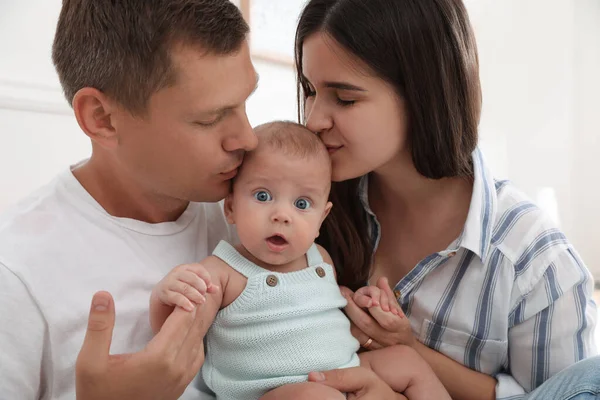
left=266, top=275, right=278, bottom=287
left=316, top=267, right=326, bottom=278
left=393, top=289, right=401, bottom=299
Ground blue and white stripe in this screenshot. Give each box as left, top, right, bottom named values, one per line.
left=359, top=147, right=597, bottom=398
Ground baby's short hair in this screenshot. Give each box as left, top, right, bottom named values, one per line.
left=252, top=121, right=329, bottom=165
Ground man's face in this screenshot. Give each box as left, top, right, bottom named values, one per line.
left=112, top=41, right=258, bottom=203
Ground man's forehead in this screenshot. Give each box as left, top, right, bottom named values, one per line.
left=169, top=42, right=257, bottom=107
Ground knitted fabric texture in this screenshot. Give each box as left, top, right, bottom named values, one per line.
left=202, top=241, right=360, bottom=400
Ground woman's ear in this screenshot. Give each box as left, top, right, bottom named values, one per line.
left=224, top=193, right=235, bottom=225
left=72, top=87, right=119, bottom=149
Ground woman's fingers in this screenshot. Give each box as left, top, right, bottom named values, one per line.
left=350, top=323, right=383, bottom=351
left=378, top=288, right=390, bottom=312
left=377, top=277, right=403, bottom=316
left=343, top=290, right=386, bottom=340
left=368, top=306, right=404, bottom=332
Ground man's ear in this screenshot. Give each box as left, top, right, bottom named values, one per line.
left=316, top=201, right=333, bottom=238
left=72, top=87, right=119, bottom=149
left=224, top=193, right=235, bottom=225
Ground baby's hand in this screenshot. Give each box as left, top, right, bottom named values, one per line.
left=353, top=285, right=400, bottom=315
left=153, top=263, right=219, bottom=312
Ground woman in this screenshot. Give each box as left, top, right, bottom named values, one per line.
left=295, top=0, right=600, bottom=399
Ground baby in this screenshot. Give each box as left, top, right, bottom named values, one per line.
left=150, top=121, right=449, bottom=400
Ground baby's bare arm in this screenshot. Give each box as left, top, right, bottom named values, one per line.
left=360, top=345, right=451, bottom=400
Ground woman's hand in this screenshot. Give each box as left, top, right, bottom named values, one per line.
left=342, top=277, right=415, bottom=350
left=308, top=367, right=407, bottom=400
left=76, top=291, right=208, bottom=400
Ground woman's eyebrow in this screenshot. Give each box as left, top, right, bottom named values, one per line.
left=324, top=81, right=367, bottom=91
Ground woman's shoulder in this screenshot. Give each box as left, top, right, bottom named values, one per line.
left=491, top=180, right=574, bottom=278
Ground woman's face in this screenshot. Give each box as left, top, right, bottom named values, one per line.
left=302, top=32, right=409, bottom=182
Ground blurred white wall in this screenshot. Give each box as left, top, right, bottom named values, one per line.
left=0, top=0, right=598, bottom=277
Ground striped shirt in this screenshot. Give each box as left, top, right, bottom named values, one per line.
left=359, top=148, right=598, bottom=398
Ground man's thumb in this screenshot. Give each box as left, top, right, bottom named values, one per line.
left=78, top=291, right=115, bottom=367
left=308, top=368, right=362, bottom=392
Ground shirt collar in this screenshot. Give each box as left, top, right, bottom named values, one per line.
left=357, top=147, right=497, bottom=263
left=461, top=147, right=497, bottom=263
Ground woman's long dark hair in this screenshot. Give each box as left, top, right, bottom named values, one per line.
left=295, top=0, right=482, bottom=290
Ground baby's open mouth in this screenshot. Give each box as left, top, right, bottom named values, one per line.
left=267, top=235, right=288, bottom=246
left=266, top=234, right=289, bottom=252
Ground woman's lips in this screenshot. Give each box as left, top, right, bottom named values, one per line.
left=325, top=145, right=343, bottom=154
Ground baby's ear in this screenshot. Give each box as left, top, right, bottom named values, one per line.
left=323, top=201, right=333, bottom=220
left=316, top=201, right=333, bottom=238
left=224, top=193, right=235, bottom=225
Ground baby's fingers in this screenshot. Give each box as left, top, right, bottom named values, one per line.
left=354, top=286, right=381, bottom=308
left=172, top=278, right=207, bottom=306
left=179, top=270, right=209, bottom=296
left=186, top=264, right=219, bottom=293
left=166, top=291, right=196, bottom=312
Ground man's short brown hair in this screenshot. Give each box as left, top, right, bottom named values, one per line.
left=52, top=0, right=248, bottom=115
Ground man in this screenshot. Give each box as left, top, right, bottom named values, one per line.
left=0, top=1, right=401, bottom=398
left=0, top=1, right=257, bottom=398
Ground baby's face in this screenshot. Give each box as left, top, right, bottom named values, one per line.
left=225, top=147, right=332, bottom=266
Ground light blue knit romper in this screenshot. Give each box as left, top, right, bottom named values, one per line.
left=202, top=240, right=360, bottom=400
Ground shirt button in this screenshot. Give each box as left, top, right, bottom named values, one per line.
left=315, top=267, right=326, bottom=278
left=393, top=289, right=402, bottom=299
left=266, top=275, right=278, bottom=287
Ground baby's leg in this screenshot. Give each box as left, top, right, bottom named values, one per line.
left=359, top=345, right=450, bottom=400
left=260, top=382, right=345, bottom=400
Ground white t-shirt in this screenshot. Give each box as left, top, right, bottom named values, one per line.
left=0, top=167, right=234, bottom=399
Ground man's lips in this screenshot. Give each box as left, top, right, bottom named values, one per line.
left=220, top=168, right=238, bottom=179
left=220, top=163, right=242, bottom=179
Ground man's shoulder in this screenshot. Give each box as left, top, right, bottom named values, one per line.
left=0, top=176, right=65, bottom=238
left=0, top=174, right=78, bottom=270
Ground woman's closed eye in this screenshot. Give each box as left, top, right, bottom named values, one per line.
left=304, top=86, right=316, bottom=98
left=336, top=97, right=356, bottom=107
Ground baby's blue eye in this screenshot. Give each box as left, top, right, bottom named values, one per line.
left=254, top=191, right=272, bottom=202
left=295, top=198, right=312, bottom=210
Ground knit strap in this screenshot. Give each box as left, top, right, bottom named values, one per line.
left=212, top=241, right=266, bottom=278
left=306, top=243, right=323, bottom=267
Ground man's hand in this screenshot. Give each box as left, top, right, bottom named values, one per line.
left=308, top=367, right=406, bottom=400
left=76, top=291, right=208, bottom=400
